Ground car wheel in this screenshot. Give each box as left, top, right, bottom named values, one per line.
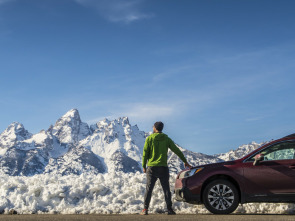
left=202, top=179, right=239, bottom=214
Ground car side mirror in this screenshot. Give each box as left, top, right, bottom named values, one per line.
left=253, top=153, right=264, bottom=166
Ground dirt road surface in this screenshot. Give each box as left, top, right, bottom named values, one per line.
left=0, top=214, right=294, bottom=221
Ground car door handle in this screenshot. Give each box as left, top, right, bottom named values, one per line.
left=289, top=165, right=295, bottom=169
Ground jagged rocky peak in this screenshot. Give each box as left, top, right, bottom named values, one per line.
left=0, top=122, right=32, bottom=149
left=110, top=117, right=131, bottom=132
left=91, top=118, right=111, bottom=131
left=80, top=115, right=146, bottom=163
left=116, top=117, right=130, bottom=126
left=90, top=117, right=130, bottom=133
left=57, top=109, right=81, bottom=124
left=2, top=122, right=32, bottom=139
left=47, top=124, right=54, bottom=133
left=52, top=109, right=90, bottom=144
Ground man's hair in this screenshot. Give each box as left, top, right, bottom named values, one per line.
left=154, top=121, right=164, bottom=132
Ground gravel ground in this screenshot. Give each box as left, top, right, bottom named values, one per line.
left=0, top=214, right=294, bottom=221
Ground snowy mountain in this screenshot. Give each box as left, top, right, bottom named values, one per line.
left=52, top=109, right=90, bottom=145
left=168, top=146, right=223, bottom=173
left=0, top=109, right=262, bottom=176
left=214, top=142, right=265, bottom=161
left=44, top=146, right=106, bottom=175
left=0, top=122, right=32, bottom=155
left=1, top=109, right=284, bottom=215
left=79, top=116, right=147, bottom=173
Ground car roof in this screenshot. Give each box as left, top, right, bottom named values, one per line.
left=283, top=133, right=295, bottom=139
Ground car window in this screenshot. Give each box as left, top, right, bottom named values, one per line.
left=247, top=142, right=295, bottom=162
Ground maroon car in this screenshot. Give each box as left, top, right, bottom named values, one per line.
left=174, top=134, right=295, bottom=214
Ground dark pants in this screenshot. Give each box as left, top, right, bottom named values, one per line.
left=144, top=166, right=172, bottom=210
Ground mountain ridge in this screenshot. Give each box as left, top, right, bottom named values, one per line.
left=0, top=109, right=263, bottom=176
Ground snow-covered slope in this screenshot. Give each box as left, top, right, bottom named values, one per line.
left=44, top=146, right=106, bottom=175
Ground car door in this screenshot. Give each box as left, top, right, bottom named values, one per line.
left=242, top=141, right=295, bottom=202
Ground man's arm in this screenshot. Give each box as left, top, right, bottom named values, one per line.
left=142, top=138, right=150, bottom=172
left=168, top=138, right=192, bottom=168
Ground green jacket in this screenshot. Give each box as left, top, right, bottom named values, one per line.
left=142, top=133, right=187, bottom=168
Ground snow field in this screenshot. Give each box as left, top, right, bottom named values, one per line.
left=0, top=172, right=294, bottom=214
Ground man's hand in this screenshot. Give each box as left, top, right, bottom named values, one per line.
left=184, top=162, right=192, bottom=169
left=143, top=167, right=146, bottom=173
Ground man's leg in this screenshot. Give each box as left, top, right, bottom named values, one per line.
left=159, top=167, right=173, bottom=210
left=144, top=167, right=157, bottom=210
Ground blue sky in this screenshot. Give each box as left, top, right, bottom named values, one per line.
left=0, top=0, right=295, bottom=155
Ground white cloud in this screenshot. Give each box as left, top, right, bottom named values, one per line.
left=84, top=101, right=183, bottom=127
left=85, top=115, right=114, bottom=125
left=122, top=103, right=176, bottom=120
left=75, top=0, right=153, bottom=24
left=152, top=65, right=196, bottom=82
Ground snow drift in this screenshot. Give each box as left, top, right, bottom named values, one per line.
left=0, top=172, right=294, bottom=215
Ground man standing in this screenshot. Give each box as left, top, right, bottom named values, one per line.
left=141, top=121, right=191, bottom=215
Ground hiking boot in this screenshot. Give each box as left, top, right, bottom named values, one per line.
left=140, top=209, right=148, bottom=215
left=167, top=209, right=176, bottom=215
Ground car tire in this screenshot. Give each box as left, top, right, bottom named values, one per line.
left=202, top=179, right=239, bottom=214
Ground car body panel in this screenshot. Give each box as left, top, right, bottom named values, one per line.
left=242, top=159, right=295, bottom=195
